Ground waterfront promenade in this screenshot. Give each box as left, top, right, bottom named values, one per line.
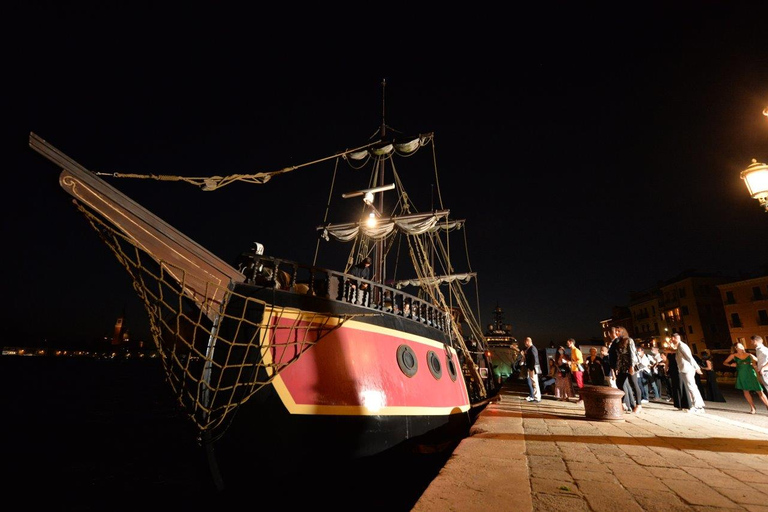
left=413, top=378, right=768, bottom=511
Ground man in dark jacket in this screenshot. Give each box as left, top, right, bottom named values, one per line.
left=523, top=337, right=541, bottom=402
left=347, top=256, right=372, bottom=305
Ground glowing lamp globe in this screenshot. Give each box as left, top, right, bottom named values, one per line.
left=741, top=159, right=768, bottom=212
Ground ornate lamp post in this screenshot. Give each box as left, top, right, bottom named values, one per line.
left=740, top=107, right=768, bottom=213
left=741, top=159, right=768, bottom=212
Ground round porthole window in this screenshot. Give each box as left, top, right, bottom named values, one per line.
left=446, top=355, right=458, bottom=381
left=397, top=345, right=418, bottom=378
left=427, top=351, right=442, bottom=380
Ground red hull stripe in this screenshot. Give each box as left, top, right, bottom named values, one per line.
left=263, top=310, right=471, bottom=416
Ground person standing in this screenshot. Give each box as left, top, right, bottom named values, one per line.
left=540, top=357, right=557, bottom=396
left=608, top=326, right=639, bottom=411
left=751, top=335, right=768, bottom=392
left=656, top=350, right=672, bottom=401
left=523, top=337, right=542, bottom=402
left=666, top=344, right=689, bottom=410
left=607, top=326, right=622, bottom=388
left=693, top=353, right=707, bottom=400
left=347, top=256, right=372, bottom=304
left=584, top=347, right=605, bottom=386
left=553, top=347, right=574, bottom=401
left=723, top=342, right=768, bottom=414
left=669, top=333, right=705, bottom=414
left=567, top=338, right=584, bottom=400
left=700, top=350, right=725, bottom=403
left=600, top=345, right=613, bottom=387
left=614, top=329, right=643, bottom=413
left=635, top=347, right=655, bottom=404
left=647, top=346, right=664, bottom=400
left=235, top=241, right=266, bottom=283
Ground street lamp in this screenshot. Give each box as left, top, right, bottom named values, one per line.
left=741, top=159, right=768, bottom=212
left=741, top=107, right=768, bottom=212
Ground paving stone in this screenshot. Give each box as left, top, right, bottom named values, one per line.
left=665, top=479, right=740, bottom=507
left=532, top=492, right=590, bottom=512
left=606, top=461, right=655, bottom=478
left=629, top=488, right=696, bottom=512
left=722, top=469, right=768, bottom=484
left=615, top=473, right=669, bottom=490
left=577, top=479, right=645, bottom=512
left=654, top=467, right=702, bottom=480
left=558, top=444, right=600, bottom=462
left=687, top=467, right=742, bottom=487
left=529, top=475, right=577, bottom=495
left=566, top=460, right=611, bottom=474
left=712, top=484, right=768, bottom=506
left=525, top=440, right=560, bottom=456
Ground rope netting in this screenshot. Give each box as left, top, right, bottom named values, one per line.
left=75, top=201, right=351, bottom=435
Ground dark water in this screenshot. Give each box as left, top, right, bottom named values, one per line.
left=2, top=356, right=454, bottom=511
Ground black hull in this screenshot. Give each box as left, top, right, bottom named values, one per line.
left=205, top=382, right=474, bottom=489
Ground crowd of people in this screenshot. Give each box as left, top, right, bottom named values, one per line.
left=516, top=331, right=768, bottom=415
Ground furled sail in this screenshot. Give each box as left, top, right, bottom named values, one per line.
left=318, top=210, right=463, bottom=242
left=393, top=272, right=477, bottom=289
left=346, top=134, right=429, bottom=161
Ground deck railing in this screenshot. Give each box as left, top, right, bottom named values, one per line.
left=257, top=257, right=451, bottom=334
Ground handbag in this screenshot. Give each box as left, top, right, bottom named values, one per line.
left=534, top=364, right=542, bottom=375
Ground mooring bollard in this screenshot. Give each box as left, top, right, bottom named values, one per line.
left=580, top=384, right=626, bottom=421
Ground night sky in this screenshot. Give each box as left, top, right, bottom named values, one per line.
left=4, top=2, right=768, bottom=347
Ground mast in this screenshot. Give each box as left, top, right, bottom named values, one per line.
left=375, top=78, right=386, bottom=285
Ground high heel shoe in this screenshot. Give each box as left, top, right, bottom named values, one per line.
left=750, top=408, right=756, bottom=415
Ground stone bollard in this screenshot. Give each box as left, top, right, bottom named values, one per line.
left=580, top=384, right=626, bottom=422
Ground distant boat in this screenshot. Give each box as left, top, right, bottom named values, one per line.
left=484, top=304, right=519, bottom=383
left=29, top=84, right=498, bottom=489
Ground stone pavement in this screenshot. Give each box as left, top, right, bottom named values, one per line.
left=412, top=378, right=768, bottom=512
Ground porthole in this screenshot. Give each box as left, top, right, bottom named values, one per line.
left=446, top=355, right=458, bottom=381
left=427, top=350, right=442, bottom=380
left=397, top=345, right=418, bottom=378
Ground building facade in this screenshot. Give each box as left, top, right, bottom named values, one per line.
left=603, top=271, right=732, bottom=356
left=658, top=273, right=731, bottom=355
left=628, top=288, right=662, bottom=349
left=717, top=274, right=768, bottom=346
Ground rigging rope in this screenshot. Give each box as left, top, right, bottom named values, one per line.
left=95, top=141, right=386, bottom=191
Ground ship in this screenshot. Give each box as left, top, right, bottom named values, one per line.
left=29, top=86, right=498, bottom=489
left=484, top=304, right=520, bottom=383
